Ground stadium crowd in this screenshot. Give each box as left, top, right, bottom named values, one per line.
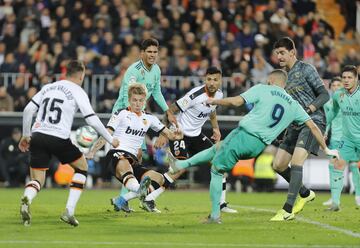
left=0, top=0, right=359, bottom=188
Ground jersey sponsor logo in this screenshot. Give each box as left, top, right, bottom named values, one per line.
left=125, top=126, right=146, bottom=137
left=197, top=112, right=210, bottom=118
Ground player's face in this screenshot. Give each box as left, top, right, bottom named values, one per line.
left=142, top=46, right=158, bottom=67
left=274, top=47, right=295, bottom=68
left=205, top=73, right=222, bottom=94
left=342, top=71, right=357, bottom=91
left=129, top=93, right=146, bottom=113
left=330, top=80, right=342, bottom=92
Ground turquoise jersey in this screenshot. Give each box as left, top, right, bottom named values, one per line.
left=329, top=85, right=360, bottom=143
left=112, top=60, right=168, bottom=113
left=239, top=84, right=311, bottom=144
left=324, top=99, right=343, bottom=141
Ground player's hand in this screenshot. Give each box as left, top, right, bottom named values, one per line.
left=211, top=128, right=221, bottom=143
left=324, top=148, right=340, bottom=160
left=18, top=136, right=31, bottom=152
left=85, top=151, right=95, bottom=160
left=154, top=135, right=168, bottom=148
left=166, top=110, right=178, bottom=127
left=173, top=129, right=183, bottom=140
left=112, top=138, right=120, bottom=148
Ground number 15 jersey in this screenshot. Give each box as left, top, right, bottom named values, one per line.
left=30, top=80, right=96, bottom=139
left=239, top=84, right=310, bottom=144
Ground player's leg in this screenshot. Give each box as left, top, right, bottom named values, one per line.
left=140, top=170, right=164, bottom=213
left=349, top=160, right=360, bottom=207
left=323, top=140, right=340, bottom=206
left=20, top=133, right=49, bottom=226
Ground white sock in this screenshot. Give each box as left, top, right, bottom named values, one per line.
left=66, top=173, right=86, bottom=216
left=125, top=177, right=140, bottom=192
left=145, top=187, right=165, bottom=201
left=24, top=180, right=41, bottom=204
left=220, top=176, right=226, bottom=204
left=123, top=191, right=138, bottom=201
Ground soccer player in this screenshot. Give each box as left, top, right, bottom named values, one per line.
left=156, top=66, right=237, bottom=213
left=168, top=69, right=338, bottom=223
left=18, top=60, right=119, bottom=227
left=271, top=37, right=330, bottom=219
left=325, top=65, right=360, bottom=211
left=323, top=77, right=343, bottom=206
left=87, top=83, right=183, bottom=213
left=112, top=38, right=176, bottom=205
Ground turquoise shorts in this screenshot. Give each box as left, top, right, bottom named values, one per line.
left=338, top=137, right=360, bottom=162
left=211, top=127, right=266, bottom=172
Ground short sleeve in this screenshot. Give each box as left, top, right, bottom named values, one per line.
left=240, top=84, right=262, bottom=104
left=30, top=90, right=43, bottom=109
left=176, top=94, right=194, bottom=112
left=148, top=115, right=165, bottom=132
left=74, top=87, right=95, bottom=118
left=107, top=109, right=126, bottom=131
left=293, top=102, right=311, bottom=125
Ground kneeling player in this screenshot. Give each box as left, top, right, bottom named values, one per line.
left=87, top=83, right=183, bottom=212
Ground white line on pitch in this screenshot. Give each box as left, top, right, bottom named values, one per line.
left=0, top=240, right=357, bottom=248
left=230, top=205, right=360, bottom=239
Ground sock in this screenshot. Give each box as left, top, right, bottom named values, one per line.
left=119, top=185, right=129, bottom=197
left=350, top=162, right=360, bottom=197
left=220, top=176, right=226, bottom=204
left=331, top=168, right=344, bottom=206
left=283, top=165, right=303, bottom=213
left=66, top=170, right=87, bottom=216
left=145, top=187, right=165, bottom=201
left=124, top=177, right=140, bottom=192
left=210, top=167, right=223, bottom=219
left=122, top=191, right=138, bottom=201
left=162, top=173, right=174, bottom=188
left=276, top=166, right=310, bottom=198
left=328, top=162, right=335, bottom=193
left=176, top=144, right=217, bottom=169
left=23, top=180, right=41, bottom=204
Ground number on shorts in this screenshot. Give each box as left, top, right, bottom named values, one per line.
left=268, top=104, right=285, bottom=128
left=173, top=140, right=186, bottom=151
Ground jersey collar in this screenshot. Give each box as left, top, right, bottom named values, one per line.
left=140, top=60, right=152, bottom=72
left=346, top=84, right=359, bottom=97
left=127, top=107, right=142, bottom=117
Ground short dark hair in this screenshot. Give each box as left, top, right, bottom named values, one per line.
left=270, top=69, right=288, bottom=82
left=141, top=38, right=159, bottom=51
left=273, top=37, right=296, bottom=51
left=66, top=60, right=85, bottom=76
left=206, top=66, right=222, bottom=75
left=329, top=76, right=342, bottom=87
left=341, top=65, right=358, bottom=77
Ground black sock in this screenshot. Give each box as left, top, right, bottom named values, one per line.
left=283, top=165, right=303, bottom=213
left=276, top=167, right=310, bottom=198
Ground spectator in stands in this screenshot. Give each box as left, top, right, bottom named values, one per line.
left=0, top=52, right=18, bottom=73
left=7, top=76, right=27, bottom=111
left=342, top=48, right=360, bottom=67
left=0, top=128, right=28, bottom=187
left=0, top=86, right=14, bottom=112
left=0, top=42, right=5, bottom=67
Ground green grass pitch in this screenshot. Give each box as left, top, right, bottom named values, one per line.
left=0, top=188, right=359, bottom=248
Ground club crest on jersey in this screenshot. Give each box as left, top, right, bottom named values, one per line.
left=340, top=93, right=345, bottom=102
left=142, top=118, right=148, bottom=125
left=294, top=72, right=301, bottom=78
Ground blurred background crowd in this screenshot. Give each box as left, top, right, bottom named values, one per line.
left=0, top=0, right=359, bottom=189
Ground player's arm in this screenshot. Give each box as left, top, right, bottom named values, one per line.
left=161, top=127, right=183, bottom=141
left=209, top=111, right=221, bottom=142
left=87, top=128, right=114, bottom=159
left=207, top=95, right=245, bottom=107
left=325, top=96, right=340, bottom=126
left=305, top=119, right=339, bottom=159
left=306, top=65, right=330, bottom=113
left=155, top=103, right=180, bottom=148
left=19, top=98, right=40, bottom=152
left=76, top=90, right=118, bottom=147
left=163, top=103, right=180, bottom=126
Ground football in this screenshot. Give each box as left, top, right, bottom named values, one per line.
left=75, top=125, right=98, bottom=148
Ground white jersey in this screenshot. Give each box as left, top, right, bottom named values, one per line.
left=175, top=85, right=223, bottom=137
left=107, top=108, right=165, bottom=156
left=30, top=80, right=95, bottom=139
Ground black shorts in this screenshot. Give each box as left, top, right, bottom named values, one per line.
left=30, top=132, right=82, bottom=169
left=107, top=149, right=146, bottom=180
left=279, top=122, right=326, bottom=156
left=169, top=133, right=213, bottom=159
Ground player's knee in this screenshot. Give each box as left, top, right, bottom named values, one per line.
left=334, top=159, right=346, bottom=170
left=120, top=171, right=135, bottom=185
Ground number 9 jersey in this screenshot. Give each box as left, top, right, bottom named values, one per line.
left=239, top=84, right=311, bottom=144
left=30, top=80, right=96, bottom=139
